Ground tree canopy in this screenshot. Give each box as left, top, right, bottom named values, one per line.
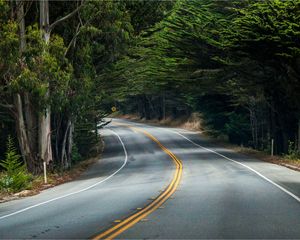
left=1, top=0, right=300, bottom=174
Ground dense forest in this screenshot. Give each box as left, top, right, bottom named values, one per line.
left=1, top=0, right=300, bottom=180
left=109, top=0, right=300, bottom=155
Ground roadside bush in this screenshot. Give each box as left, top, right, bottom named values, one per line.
left=71, top=144, right=82, bottom=163
left=0, top=136, right=32, bottom=192
left=225, top=113, right=251, bottom=145
left=285, top=141, right=300, bottom=160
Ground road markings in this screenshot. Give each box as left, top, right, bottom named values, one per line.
left=92, top=126, right=183, bottom=240
left=116, top=120, right=300, bottom=203
left=166, top=128, right=300, bottom=203
left=0, top=129, right=128, bottom=220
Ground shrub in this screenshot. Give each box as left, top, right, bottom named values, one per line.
left=285, top=141, right=300, bottom=160
left=225, top=113, right=251, bottom=145
left=71, top=144, right=82, bottom=163
left=0, top=136, right=32, bottom=192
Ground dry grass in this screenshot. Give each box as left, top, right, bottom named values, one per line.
left=119, top=113, right=203, bottom=131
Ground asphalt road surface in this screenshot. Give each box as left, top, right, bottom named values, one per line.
left=0, top=118, right=300, bottom=239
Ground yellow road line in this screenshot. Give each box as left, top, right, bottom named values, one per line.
left=92, top=124, right=183, bottom=239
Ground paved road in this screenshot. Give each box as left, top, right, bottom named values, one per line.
left=0, top=119, right=300, bottom=239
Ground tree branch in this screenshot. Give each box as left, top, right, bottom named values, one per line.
left=64, top=22, right=81, bottom=57
left=0, top=103, right=14, bottom=109
left=64, top=9, right=102, bottom=57
left=0, top=101, right=17, bottom=118
left=49, top=1, right=85, bottom=32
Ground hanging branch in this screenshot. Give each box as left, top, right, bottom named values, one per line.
left=0, top=103, right=14, bottom=109
left=64, top=9, right=103, bottom=57
left=48, top=1, right=85, bottom=33
left=64, top=22, right=81, bottom=57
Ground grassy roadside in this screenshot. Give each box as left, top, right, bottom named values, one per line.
left=0, top=138, right=104, bottom=203
left=117, top=114, right=300, bottom=172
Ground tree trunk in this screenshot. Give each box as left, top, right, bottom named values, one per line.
left=14, top=94, right=36, bottom=172
left=269, top=101, right=277, bottom=154
left=61, top=119, right=71, bottom=169
left=142, top=95, right=150, bottom=120
left=39, top=107, right=52, bottom=164
left=297, top=119, right=300, bottom=152
left=277, top=113, right=289, bottom=153
left=24, top=93, right=37, bottom=155
left=55, top=116, right=62, bottom=162
left=15, top=1, right=39, bottom=173
left=67, top=121, right=74, bottom=167
left=17, top=0, right=25, bottom=53
left=137, top=96, right=144, bottom=119
left=146, top=95, right=155, bottom=119
left=249, top=108, right=255, bottom=148
left=162, top=92, right=166, bottom=120
left=39, top=0, right=52, bottom=164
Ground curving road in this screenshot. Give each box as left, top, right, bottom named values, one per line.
left=0, top=118, right=300, bottom=239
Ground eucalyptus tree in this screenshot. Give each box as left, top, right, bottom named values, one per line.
left=0, top=0, right=77, bottom=173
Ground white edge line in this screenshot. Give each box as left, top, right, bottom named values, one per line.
left=163, top=128, right=300, bottom=203
left=0, top=129, right=128, bottom=220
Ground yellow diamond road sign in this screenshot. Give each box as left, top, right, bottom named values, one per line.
left=111, top=106, right=117, bottom=112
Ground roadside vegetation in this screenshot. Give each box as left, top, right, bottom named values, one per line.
left=0, top=135, right=103, bottom=201
left=0, top=0, right=173, bottom=194
left=107, top=0, right=300, bottom=162
left=0, top=136, right=32, bottom=193
left=1, top=0, right=300, bottom=194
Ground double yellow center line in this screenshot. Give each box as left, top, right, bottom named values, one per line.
left=92, top=125, right=183, bottom=239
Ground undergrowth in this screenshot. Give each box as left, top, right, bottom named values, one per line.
left=0, top=136, right=32, bottom=193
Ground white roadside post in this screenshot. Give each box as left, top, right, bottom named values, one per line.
left=43, top=161, right=47, bottom=184
left=271, top=138, right=274, bottom=156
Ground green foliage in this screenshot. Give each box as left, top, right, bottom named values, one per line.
left=74, top=118, right=98, bottom=157
left=285, top=141, right=300, bottom=160
left=2, top=22, right=73, bottom=112
left=0, top=0, right=9, bottom=19
left=2, top=0, right=300, bottom=172
left=71, top=144, right=82, bottom=163
left=105, top=0, right=300, bottom=153
left=0, top=20, right=19, bottom=89
left=227, top=0, right=300, bottom=61
left=225, top=113, right=251, bottom=145
left=225, top=0, right=300, bottom=108
left=125, top=0, right=174, bottom=34
left=0, top=136, right=32, bottom=192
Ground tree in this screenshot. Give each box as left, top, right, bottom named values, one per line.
left=107, top=0, right=300, bottom=154
left=225, top=0, right=300, bottom=152
left=0, top=136, right=31, bottom=192
left=1, top=1, right=75, bottom=173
